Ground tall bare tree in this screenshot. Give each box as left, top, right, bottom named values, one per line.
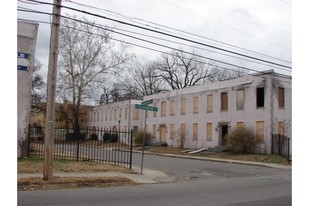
left=155, top=50, right=218, bottom=90
left=57, top=15, right=132, bottom=133
left=117, top=59, right=166, bottom=100
left=31, top=59, right=46, bottom=109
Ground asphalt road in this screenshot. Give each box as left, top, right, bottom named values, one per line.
left=18, top=153, right=291, bottom=206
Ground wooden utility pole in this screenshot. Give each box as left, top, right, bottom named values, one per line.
left=44, top=0, right=62, bottom=181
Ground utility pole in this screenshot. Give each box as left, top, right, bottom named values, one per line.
left=44, top=0, right=62, bottom=181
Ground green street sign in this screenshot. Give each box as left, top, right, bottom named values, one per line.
left=141, top=99, right=153, bottom=105
left=135, top=104, right=158, bottom=112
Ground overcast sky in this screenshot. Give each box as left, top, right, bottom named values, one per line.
left=17, top=0, right=293, bottom=78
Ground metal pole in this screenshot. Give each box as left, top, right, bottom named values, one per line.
left=129, top=130, right=133, bottom=169
left=141, top=110, right=147, bottom=175
left=43, top=0, right=62, bottom=181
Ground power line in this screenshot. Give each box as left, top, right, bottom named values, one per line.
left=20, top=0, right=292, bottom=70
left=161, top=0, right=291, bottom=51
left=67, top=0, right=291, bottom=65
left=16, top=8, right=272, bottom=74
left=18, top=8, right=292, bottom=82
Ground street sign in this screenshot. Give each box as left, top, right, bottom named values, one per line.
left=17, top=52, right=31, bottom=71
left=141, top=99, right=153, bottom=105
left=135, top=104, right=158, bottom=112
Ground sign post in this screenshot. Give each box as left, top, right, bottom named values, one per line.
left=135, top=100, right=157, bottom=174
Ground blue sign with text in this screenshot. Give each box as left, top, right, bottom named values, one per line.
left=17, top=52, right=31, bottom=71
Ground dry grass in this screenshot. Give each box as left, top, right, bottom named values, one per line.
left=18, top=158, right=132, bottom=173
left=18, top=158, right=137, bottom=191
left=18, top=176, right=136, bottom=191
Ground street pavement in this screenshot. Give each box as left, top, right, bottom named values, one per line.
left=18, top=151, right=291, bottom=184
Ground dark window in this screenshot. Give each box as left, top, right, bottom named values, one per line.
left=256, top=87, right=264, bottom=107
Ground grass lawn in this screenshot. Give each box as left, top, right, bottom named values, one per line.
left=17, top=158, right=137, bottom=191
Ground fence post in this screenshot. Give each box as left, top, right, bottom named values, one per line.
left=278, top=134, right=281, bottom=156
left=271, top=134, right=273, bottom=154
left=287, top=138, right=290, bottom=163
left=27, top=125, right=31, bottom=158
left=76, top=126, right=80, bottom=161
left=130, top=130, right=133, bottom=169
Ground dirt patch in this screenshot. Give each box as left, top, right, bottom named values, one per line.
left=18, top=158, right=133, bottom=173
left=18, top=176, right=137, bottom=191
left=18, top=158, right=137, bottom=191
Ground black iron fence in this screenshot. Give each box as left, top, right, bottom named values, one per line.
left=27, top=125, right=133, bottom=168
left=271, top=134, right=291, bottom=163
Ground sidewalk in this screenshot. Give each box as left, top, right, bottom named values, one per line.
left=17, top=167, right=170, bottom=184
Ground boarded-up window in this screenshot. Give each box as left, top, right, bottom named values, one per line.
left=278, top=87, right=285, bottom=108
left=193, top=96, right=198, bottom=114
left=110, top=110, right=112, bottom=120
left=207, top=123, right=212, bottom=141
left=207, top=95, right=213, bottom=112
left=114, top=109, right=117, bottom=120
left=256, top=121, right=264, bottom=142
left=193, top=123, right=198, bottom=140
left=125, top=108, right=127, bottom=120
left=153, top=124, right=156, bottom=138
left=278, top=121, right=285, bottom=135
left=236, top=90, right=244, bottom=110
left=170, top=124, right=174, bottom=139
left=119, top=109, right=122, bottom=118
left=170, top=100, right=175, bottom=116
left=105, top=111, right=107, bottom=121
left=181, top=98, right=186, bottom=115
left=221, top=92, right=228, bottom=111
left=236, top=122, right=244, bottom=129
left=256, top=87, right=264, bottom=108
left=161, top=101, right=166, bottom=116
left=133, top=109, right=139, bottom=120
left=180, top=124, right=186, bottom=140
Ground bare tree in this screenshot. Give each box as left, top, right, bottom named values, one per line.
left=155, top=50, right=218, bottom=90
left=209, top=67, right=248, bottom=82
left=117, top=59, right=167, bottom=100
left=57, top=15, right=132, bottom=134
left=31, top=59, right=46, bottom=109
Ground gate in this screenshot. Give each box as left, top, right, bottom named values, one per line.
left=271, top=134, right=291, bottom=163
left=27, top=125, right=133, bottom=168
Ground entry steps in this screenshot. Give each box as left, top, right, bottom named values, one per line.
left=187, top=146, right=226, bottom=154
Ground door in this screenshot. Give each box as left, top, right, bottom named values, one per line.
left=160, top=125, right=166, bottom=143
left=221, top=125, right=228, bottom=146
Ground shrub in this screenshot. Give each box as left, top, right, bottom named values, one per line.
left=134, top=130, right=153, bottom=145
left=110, top=133, right=118, bottom=143
left=66, top=133, right=86, bottom=141
left=90, top=133, right=98, bottom=140
left=226, top=127, right=256, bottom=154
left=103, top=133, right=111, bottom=142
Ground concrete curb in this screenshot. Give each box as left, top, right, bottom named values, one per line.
left=18, top=167, right=169, bottom=184
left=132, top=150, right=292, bottom=170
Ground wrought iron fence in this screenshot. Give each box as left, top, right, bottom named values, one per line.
left=271, top=134, right=291, bottom=163
left=27, top=125, right=133, bottom=168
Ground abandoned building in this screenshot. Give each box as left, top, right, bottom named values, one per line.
left=87, top=70, right=291, bottom=154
